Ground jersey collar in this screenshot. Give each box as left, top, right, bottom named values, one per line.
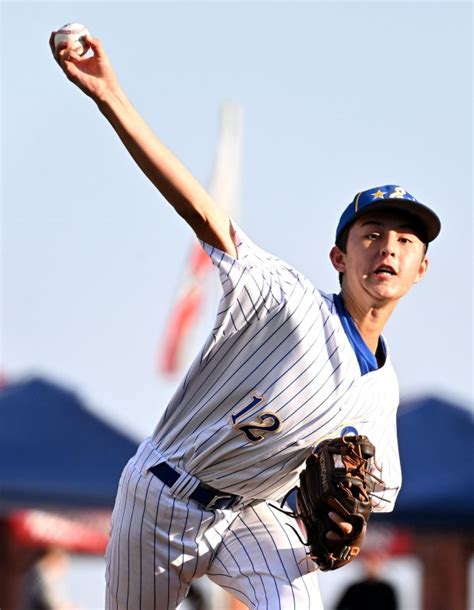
left=333, top=293, right=386, bottom=375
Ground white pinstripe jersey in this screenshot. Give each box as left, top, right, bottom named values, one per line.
left=151, top=224, right=401, bottom=511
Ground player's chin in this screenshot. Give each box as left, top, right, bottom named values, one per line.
left=366, top=279, right=405, bottom=301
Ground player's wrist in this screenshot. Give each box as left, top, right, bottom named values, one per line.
left=95, top=84, right=130, bottom=114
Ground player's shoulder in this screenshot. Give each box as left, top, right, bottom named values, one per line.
left=230, top=221, right=282, bottom=267
left=318, top=289, right=337, bottom=312
left=231, top=221, right=301, bottom=279
left=229, top=222, right=337, bottom=306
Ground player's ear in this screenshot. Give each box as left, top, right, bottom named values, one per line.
left=330, top=245, right=346, bottom=273
left=413, top=256, right=429, bottom=284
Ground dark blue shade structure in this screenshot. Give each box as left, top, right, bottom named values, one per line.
left=0, top=377, right=139, bottom=510
left=375, top=396, right=474, bottom=529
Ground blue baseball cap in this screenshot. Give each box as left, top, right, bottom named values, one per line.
left=335, top=185, right=441, bottom=244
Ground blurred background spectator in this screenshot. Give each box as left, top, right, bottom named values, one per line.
left=334, top=552, right=398, bottom=610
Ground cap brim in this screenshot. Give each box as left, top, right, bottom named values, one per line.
left=350, top=199, right=441, bottom=243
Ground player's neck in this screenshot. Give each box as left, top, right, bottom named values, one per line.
left=340, top=290, right=397, bottom=354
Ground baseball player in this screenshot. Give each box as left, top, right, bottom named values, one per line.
left=51, top=33, right=440, bottom=610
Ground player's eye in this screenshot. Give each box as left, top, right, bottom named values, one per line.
left=398, top=236, right=413, bottom=244
left=366, top=232, right=380, bottom=240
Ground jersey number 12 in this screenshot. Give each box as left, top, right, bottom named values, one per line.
left=231, top=395, right=282, bottom=443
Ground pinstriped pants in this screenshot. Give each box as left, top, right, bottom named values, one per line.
left=105, top=453, right=322, bottom=609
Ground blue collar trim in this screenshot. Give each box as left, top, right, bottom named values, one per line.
left=333, top=293, right=384, bottom=375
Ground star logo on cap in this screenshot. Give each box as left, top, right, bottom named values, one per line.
left=372, top=190, right=386, bottom=199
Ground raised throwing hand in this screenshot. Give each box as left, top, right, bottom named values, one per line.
left=49, top=32, right=119, bottom=102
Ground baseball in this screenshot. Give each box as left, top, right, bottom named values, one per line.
left=54, top=23, right=90, bottom=56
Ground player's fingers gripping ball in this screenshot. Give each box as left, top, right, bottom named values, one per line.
left=54, top=23, right=90, bottom=56
left=296, top=435, right=381, bottom=571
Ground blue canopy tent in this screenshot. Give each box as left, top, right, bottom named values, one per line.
left=376, top=396, right=474, bottom=610
left=374, top=395, right=474, bottom=528
left=0, top=377, right=139, bottom=510
left=0, top=377, right=139, bottom=609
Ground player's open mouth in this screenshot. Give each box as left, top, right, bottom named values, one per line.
left=373, top=265, right=397, bottom=277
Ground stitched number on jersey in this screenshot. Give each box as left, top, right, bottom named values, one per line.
left=231, top=395, right=282, bottom=443
left=238, top=413, right=282, bottom=442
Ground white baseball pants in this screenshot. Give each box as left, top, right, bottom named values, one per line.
left=105, top=445, right=322, bottom=610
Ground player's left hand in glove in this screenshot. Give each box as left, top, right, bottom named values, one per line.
left=294, top=435, right=382, bottom=571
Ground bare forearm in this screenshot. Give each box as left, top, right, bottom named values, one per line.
left=96, top=87, right=236, bottom=255
left=51, top=32, right=235, bottom=255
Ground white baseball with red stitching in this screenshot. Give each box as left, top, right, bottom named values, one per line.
left=54, top=23, right=90, bottom=56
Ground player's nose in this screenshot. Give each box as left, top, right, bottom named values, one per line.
left=379, top=231, right=398, bottom=257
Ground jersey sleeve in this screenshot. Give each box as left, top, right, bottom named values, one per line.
left=370, top=415, right=402, bottom=513
left=200, top=221, right=286, bottom=345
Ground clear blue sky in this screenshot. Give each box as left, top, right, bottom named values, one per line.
left=3, top=2, right=472, bottom=440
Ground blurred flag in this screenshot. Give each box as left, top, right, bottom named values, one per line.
left=158, top=103, right=242, bottom=375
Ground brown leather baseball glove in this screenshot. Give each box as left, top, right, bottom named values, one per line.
left=295, top=435, right=380, bottom=571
